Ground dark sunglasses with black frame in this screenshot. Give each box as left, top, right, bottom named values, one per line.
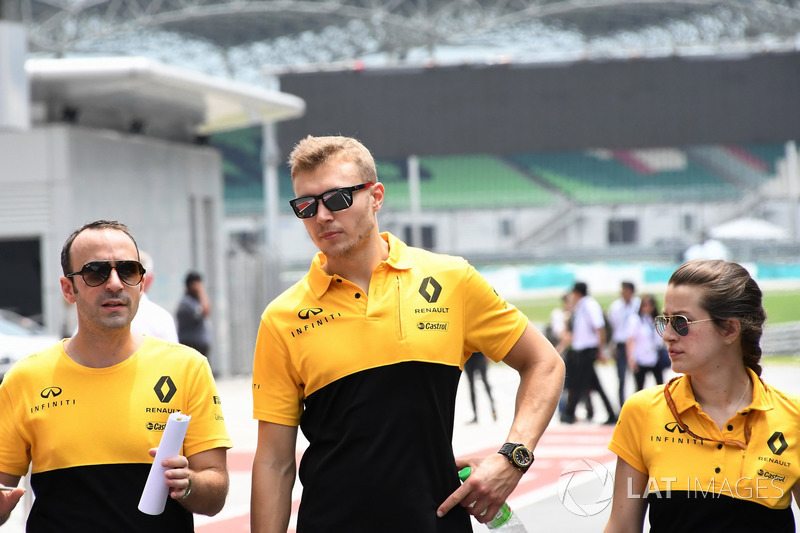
left=66, top=260, right=146, bottom=287
left=289, top=182, right=375, bottom=219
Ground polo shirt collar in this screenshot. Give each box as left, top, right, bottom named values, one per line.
left=306, top=232, right=413, bottom=297
left=669, top=367, right=773, bottom=415
left=382, top=232, right=414, bottom=271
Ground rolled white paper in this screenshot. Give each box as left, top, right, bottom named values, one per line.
left=138, top=412, right=192, bottom=515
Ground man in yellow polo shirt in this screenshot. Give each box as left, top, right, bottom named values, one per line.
left=0, top=220, right=231, bottom=532
left=250, top=135, right=565, bottom=532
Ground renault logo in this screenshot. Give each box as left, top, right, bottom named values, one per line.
left=768, top=432, right=788, bottom=455
left=154, top=376, right=177, bottom=403
left=40, top=386, right=62, bottom=399
left=418, top=277, right=442, bottom=303
left=298, top=308, right=323, bottom=320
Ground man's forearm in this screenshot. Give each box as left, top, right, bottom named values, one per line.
left=500, top=324, right=566, bottom=447
left=511, top=354, right=565, bottom=447
left=251, top=461, right=295, bottom=533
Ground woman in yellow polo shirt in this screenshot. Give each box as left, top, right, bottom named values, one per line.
left=605, top=259, right=800, bottom=532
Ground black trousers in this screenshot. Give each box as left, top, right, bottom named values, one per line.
left=564, top=348, right=615, bottom=420
left=634, top=364, right=664, bottom=391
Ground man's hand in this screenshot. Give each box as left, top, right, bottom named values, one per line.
left=148, top=448, right=192, bottom=500
left=437, top=454, right=522, bottom=524
left=0, top=484, right=25, bottom=526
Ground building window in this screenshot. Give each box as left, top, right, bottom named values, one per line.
left=403, top=225, right=436, bottom=249
left=500, top=218, right=514, bottom=238
left=608, top=219, right=637, bottom=244
left=683, top=214, right=693, bottom=233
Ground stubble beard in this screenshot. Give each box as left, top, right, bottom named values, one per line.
left=321, top=212, right=376, bottom=261
left=75, top=287, right=136, bottom=331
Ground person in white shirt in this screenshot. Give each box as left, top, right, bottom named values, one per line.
left=562, top=282, right=617, bottom=425
left=607, top=281, right=641, bottom=408
left=624, top=294, right=664, bottom=391
left=130, top=251, right=179, bottom=342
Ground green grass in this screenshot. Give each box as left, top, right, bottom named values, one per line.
left=762, top=354, right=800, bottom=364
left=762, top=290, right=800, bottom=324
left=512, top=289, right=800, bottom=325
left=512, top=294, right=616, bottom=324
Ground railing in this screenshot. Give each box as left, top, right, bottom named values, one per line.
left=762, top=322, right=800, bottom=356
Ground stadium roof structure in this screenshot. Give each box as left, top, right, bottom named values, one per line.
left=27, top=56, right=305, bottom=137
left=2, top=0, right=800, bottom=82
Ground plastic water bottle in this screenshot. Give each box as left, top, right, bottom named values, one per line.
left=458, top=467, right=529, bottom=532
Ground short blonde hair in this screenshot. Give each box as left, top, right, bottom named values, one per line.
left=288, top=135, right=378, bottom=184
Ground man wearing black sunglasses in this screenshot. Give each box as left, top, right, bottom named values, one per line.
left=251, top=136, right=565, bottom=533
left=0, top=220, right=231, bottom=532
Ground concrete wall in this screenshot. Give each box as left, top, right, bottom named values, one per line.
left=271, top=197, right=755, bottom=270
left=0, top=125, right=231, bottom=373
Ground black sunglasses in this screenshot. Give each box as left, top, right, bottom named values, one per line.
left=654, top=315, right=714, bottom=337
left=66, top=260, right=146, bottom=287
left=289, top=182, right=374, bottom=219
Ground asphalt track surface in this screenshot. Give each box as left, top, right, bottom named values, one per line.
left=6, top=360, right=800, bottom=532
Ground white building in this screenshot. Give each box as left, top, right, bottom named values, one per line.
left=0, top=22, right=304, bottom=375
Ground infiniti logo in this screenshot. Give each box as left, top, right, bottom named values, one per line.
left=288, top=310, right=343, bottom=338
left=298, top=308, right=323, bottom=320
left=30, top=387, right=75, bottom=414
left=41, top=387, right=62, bottom=399
left=665, top=421, right=686, bottom=434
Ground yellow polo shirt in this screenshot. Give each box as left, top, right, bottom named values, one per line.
left=0, top=336, right=231, bottom=532
left=253, top=232, right=526, bottom=426
left=610, top=368, right=800, bottom=531
left=252, top=232, right=528, bottom=532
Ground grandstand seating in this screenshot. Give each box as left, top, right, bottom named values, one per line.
left=225, top=182, right=263, bottom=215
left=738, top=143, right=787, bottom=175
left=379, top=155, right=557, bottom=210
left=687, top=144, right=786, bottom=191
left=507, top=149, right=742, bottom=204
left=224, top=166, right=294, bottom=216
left=218, top=138, right=785, bottom=214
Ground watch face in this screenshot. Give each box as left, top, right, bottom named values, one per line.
left=513, top=446, right=533, bottom=467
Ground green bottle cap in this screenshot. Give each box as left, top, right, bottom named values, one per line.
left=458, top=467, right=471, bottom=481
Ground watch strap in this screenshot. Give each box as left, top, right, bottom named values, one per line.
left=497, top=442, right=534, bottom=473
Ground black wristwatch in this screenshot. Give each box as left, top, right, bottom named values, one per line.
left=497, top=442, right=534, bottom=473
